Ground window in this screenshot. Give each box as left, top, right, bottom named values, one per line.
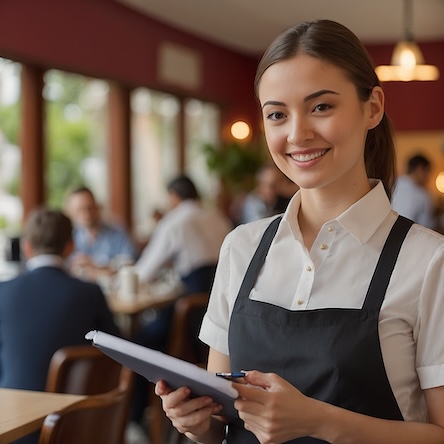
left=44, top=70, right=109, bottom=210
left=0, top=58, right=22, bottom=235
left=131, top=88, right=180, bottom=241
left=184, top=98, right=221, bottom=203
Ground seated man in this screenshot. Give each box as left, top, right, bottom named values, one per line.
left=136, top=175, right=233, bottom=296
left=65, top=186, right=138, bottom=281
left=0, top=207, right=120, bottom=393
left=131, top=175, right=232, bottom=427
left=391, top=153, right=436, bottom=229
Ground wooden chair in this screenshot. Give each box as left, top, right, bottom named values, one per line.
left=45, top=344, right=135, bottom=444
left=45, top=344, right=123, bottom=395
left=38, top=371, right=133, bottom=444
left=148, top=292, right=210, bottom=444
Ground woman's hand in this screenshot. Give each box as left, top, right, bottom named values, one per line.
left=155, top=380, right=223, bottom=437
left=233, top=370, right=319, bottom=444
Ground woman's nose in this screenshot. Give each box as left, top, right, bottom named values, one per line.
left=287, top=116, right=314, bottom=145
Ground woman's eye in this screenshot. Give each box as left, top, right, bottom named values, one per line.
left=266, top=111, right=286, bottom=121
left=313, top=103, right=332, bottom=112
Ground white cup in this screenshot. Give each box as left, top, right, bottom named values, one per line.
left=118, top=265, right=139, bottom=302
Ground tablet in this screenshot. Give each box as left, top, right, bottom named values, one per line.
left=85, top=330, right=239, bottom=418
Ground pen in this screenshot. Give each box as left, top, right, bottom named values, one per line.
left=215, top=372, right=246, bottom=379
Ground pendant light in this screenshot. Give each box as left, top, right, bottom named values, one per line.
left=375, top=0, right=439, bottom=82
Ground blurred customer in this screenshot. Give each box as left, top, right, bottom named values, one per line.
left=238, top=164, right=298, bottom=224
left=66, top=186, right=138, bottom=280
left=240, top=164, right=280, bottom=224
left=0, top=208, right=120, bottom=443
left=136, top=175, right=232, bottom=295
left=131, top=175, right=232, bottom=427
left=0, top=207, right=120, bottom=391
left=391, top=154, right=436, bottom=229
left=274, top=169, right=300, bottom=213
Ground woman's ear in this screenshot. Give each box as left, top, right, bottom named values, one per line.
left=367, top=86, right=385, bottom=129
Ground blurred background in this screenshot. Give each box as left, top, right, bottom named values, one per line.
left=0, top=0, right=443, bottom=244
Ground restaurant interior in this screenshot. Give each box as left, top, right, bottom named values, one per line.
left=0, top=0, right=443, bottom=443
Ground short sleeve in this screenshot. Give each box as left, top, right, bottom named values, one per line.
left=416, top=244, right=444, bottom=389
left=199, top=231, right=234, bottom=355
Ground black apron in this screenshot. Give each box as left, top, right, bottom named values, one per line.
left=227, top=215, right=413, bottom=443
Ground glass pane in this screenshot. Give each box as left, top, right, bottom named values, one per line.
left=44, top=70, right=109, bottom=210
left=0, top=58, right=22, bottom=235
left=184, top=98, right=221, bottom=203
left=131, top=88, right=179, bottom=242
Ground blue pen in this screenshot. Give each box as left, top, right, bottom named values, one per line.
left=215, top=372, right=246, bottom=379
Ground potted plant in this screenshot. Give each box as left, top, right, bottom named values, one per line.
left=202, top=140, right=268, bottom=194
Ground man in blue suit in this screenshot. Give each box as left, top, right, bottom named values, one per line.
left=0, top=207, right=120, bottom=393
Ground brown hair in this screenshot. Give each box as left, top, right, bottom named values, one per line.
left=254, top=20, right=396, bottom=199
left=25, top=207, right=73, bottom=256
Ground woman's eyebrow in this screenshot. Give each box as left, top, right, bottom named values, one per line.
left=262, top=90, right=339, bottom=109
left=304, top=89, right=339, bottom=102
left=261, top=100, right=284, bottom=109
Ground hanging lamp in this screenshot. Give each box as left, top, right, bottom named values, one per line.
left=375, top=0, right=439, bottom=82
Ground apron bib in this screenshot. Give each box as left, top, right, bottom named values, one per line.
left=227, top=216, right=413, bottom=443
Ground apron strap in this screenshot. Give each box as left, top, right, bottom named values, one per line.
left=363, top=216, right=414, bottom=311
left=236, top=216, right=282, bottom=300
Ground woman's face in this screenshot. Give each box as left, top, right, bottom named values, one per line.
left=258, top=54, right=383, bottom=194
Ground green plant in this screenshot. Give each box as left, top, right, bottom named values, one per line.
left=202, top=140, right=267, bottom=192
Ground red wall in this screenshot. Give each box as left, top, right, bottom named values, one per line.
left=366, top=41, right=444, bottom=131
left=0, top=0, right=442, bottom=133
left=0, top=0, right=260, bottom=138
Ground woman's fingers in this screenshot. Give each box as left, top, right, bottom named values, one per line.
left=154, top=380, right=222, bottom=436
left=154, top=379, right=174, bottom=396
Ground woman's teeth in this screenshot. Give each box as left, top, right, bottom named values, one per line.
left=291, top=149, right=328, bottom=162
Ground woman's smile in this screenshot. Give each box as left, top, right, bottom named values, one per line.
left=288, top=149, right=330, bottom=163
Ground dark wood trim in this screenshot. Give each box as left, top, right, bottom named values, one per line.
left=178, top=98, right=185, bottom=173
left=20, top=64, right=45, bottom=219
left=108, top=82, right=132, bottom=229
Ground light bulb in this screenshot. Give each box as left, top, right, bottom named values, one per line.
left=231, top=121, right=250, bottom=140
left=436, top=172, right=444, bottom=194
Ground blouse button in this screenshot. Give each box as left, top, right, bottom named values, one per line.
left=297, top=300, right=304, bottom=305
left=327, top=226, right=334, bottom=232
left=306, top=266, right=312, bottom=272
left=320, top=244, right=328, bottom=250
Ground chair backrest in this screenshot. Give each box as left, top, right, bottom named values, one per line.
left=38, top=378, right=131, bottom=444
left=168, top=292, right=210, bottom=365
left=147, top=293, right=211, bottom=444
left=45, top=344, right=123, bottom=395
left=45, top=344, right=134, bottom=444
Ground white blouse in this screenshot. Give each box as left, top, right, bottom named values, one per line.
left=200, top=180, right=444, bottom=422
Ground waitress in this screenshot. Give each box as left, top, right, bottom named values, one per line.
left=156, top=20, right=444, bottom=443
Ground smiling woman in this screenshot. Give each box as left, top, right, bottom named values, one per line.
left=258, top=54, right=383, bottom=214
left=155, top=19, right=444, bottom=444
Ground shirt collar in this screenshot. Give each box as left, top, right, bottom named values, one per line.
left=27, top=254, right=65, bottom=271
left=337, top=180, right=392, bottom=244
left=282, top=180, right=391, bottom=245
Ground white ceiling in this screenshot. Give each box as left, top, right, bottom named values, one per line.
left=118, top=0, right=444, bottom=56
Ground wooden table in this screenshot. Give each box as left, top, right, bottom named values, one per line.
left=0, top=388, right=86, bottom=443
left=108, top=285, right=180, bottom=337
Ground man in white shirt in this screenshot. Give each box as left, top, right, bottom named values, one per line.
left=130, top=175, right=232, bottom=426
left=391, top=154, right=436, bottom=229
left=136, top=175, right=233, bottom=294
